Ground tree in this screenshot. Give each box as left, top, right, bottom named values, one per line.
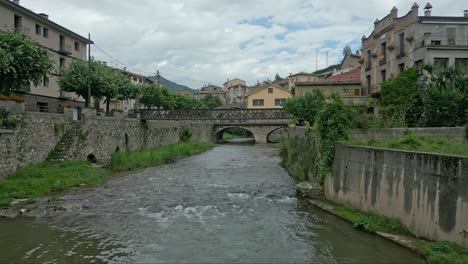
left=201, top=94, right=222, bottom=109
left=284, top=90, right=325, bottom=125
left=274, top=73, right=283, bottom=81
left=59, top=60, right=103, bottom=107
left=0, top=30, right=54, bottom=94
left=139, top=85, right=175, bottom=109
left=174, top=94, right=206, bottom=109
left=380, top=68, right=419, bottom=124
left=342, top=45, right=352, bottom=57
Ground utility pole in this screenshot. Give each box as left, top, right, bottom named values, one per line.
left=326, top=51, right=329, bottom=67
left=87, top=33, right=91, bottom=108
left=157, top=70, right=160, bottom=88
left=315, top=49, right=318, bottom=72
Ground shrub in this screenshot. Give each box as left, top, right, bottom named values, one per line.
left=179, top=127, right=192, bottom=142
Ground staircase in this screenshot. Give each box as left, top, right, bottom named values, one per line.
left=47, top=123, right=79, bottom=162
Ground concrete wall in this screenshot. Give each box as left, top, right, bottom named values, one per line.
left=0, top=111, right=214, bottom=178
left=326, top=145, right=468, bottom=248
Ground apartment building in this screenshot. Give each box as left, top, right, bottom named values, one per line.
left=223, top=78, right=249, bottom=105
left=194, top=85, right=226, bottom=104
left=361, top=3, right=468, bottom=95
left=0, top=0, right=92, bottom=111
left=288, top=72, right=318, bottom=95
left=245, top=83, right=291, bottom=109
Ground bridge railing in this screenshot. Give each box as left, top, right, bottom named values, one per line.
left=140, top=109, right=293, bottom=121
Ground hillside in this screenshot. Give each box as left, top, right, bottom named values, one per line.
left=148, top=75, right=193, bottom=92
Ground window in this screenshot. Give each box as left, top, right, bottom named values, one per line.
left=253, top=99, right=264, bottom=106
left=43, top=75, right=49, bottom=87
left=37, top=102, right=49, bottom=112
left=434, top=58, right=449, bottom=69
left=380, top=41, right=387, bottom=64
left=366, top=50, right=371, bottom=70
left=415, top=60, right=424, bottom=75
left=14, top=15, right=22, bottom=31
left=398, top=32, right=405, bottom=57
left=447, top=27, right=456, bottom=46
left=366, top=75, right=371, bottom=94
left=35, top=24, right=41, bottom=35
left=381, top=70, right=386, bottom=83
left=341, top=88, right=350, bottom=95
left=74, top=42, right=80, bottom=51
left=275, top=98, right=286, bottom=106
left=307, top=77, right=310, bottom=81
left=60, top=58, right=66, bottom=69
left=354, top=89, right=361, bottom=96
left=431, top=40, right=441, bottom=46
left=43, top=28, right=49, bottom=38
left=59, top=35, right=65, bottom=50
left=398, top=63, right=405, bottom=73
left=268, top=88, right=273, bottom=94
left=455, top=58, right=468, bottom=74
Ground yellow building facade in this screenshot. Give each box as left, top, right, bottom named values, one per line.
left=246, top=84, right=291, bottom=109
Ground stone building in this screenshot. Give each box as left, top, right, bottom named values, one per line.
left=245, top=83, right=291, bottom=109
left=0, top=0, right=93, bottom=111
left=223, top=79, right=249, bottom=105
left=288, top=72, right=319, bottom=95
left=194, top=84, right=226, bottom=104
left=361, top=3, right=468, bottom=96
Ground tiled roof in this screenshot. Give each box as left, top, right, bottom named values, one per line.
left=325, top=68, right=361, bottom=82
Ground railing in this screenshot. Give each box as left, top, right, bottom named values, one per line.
left=140, top=109, right=293, bottom=122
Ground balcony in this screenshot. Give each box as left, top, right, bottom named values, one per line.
left=396, top=49, right=406, bottom=59
left=58, top=44, right=72, bottom=55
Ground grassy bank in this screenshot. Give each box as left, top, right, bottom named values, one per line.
left=0, top=161, right=108, bottom=207
left=349, top=132, right=468, bottom=157
left=223, top=133, right=239, bottom=140
left=109, top=141, right=214, bottom=171
left=0, top=141, right=214, bottom=208
left=325, top=200, right=468, bottom=264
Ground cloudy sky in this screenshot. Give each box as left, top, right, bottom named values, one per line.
left=21, top=0, right=467, bottom=88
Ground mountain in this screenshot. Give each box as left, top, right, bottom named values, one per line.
left=148, top=75, right=193, bottom=93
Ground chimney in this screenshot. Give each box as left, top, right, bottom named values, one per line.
left=464, top=10, right=468, bottom=17
left=38, top=13, right=49, bottom=19
left=102, top=61, right=107, bottom=66
left=12, top=0, right=19, bottom=5
left=391, top=6, right=398, bottom=18
left=424, top=3, right=433, bottom=17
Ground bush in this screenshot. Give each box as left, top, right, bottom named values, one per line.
left=419, top=241, right=468, bottom=264
left=179, top=127, right=192, bottom=142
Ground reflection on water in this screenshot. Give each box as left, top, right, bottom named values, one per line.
left=0, top=144, right=423, bottom=263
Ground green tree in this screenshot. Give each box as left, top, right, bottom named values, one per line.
left=343, top=45, right=352, bottom=56
left=284, top=90, right=325, bottom=125
left=139, top=85, right=175, bottom=109
left=174, top=94, right=206, bottom=109
left=380, top=68, right=419, bottom=125
left=316, top=95, right=353, bottom=181
left=0, top=30, right=54, bottom=94
left=274, top=73, right=283, bottom=81
left=201, top=94, right=222, bottom=109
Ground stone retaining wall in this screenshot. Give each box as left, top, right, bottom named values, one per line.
left=326, top=145, right=468, bottom=248
left=0, top=111, right=214, bottom=178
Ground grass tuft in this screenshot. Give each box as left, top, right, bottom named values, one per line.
left=108, top=141, right=214, bottom=171
left=0, top=161, right=108, bottom=207
left=348, top=132, right=468, bottom=157
left=419, top=241, right=468, bottom=264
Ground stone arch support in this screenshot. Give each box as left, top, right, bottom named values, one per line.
left=214, top=125, right=287, bottom=144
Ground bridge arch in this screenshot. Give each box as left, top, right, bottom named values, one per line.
left=266, top=127, right=289, bottom=143
left=214, top=126, right=255, bottom=143
left=214, top=125, right=287, bottom=144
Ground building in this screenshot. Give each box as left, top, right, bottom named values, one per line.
left=331, top=52, right=361, bottom=76
left=295, top=69, right=368, bottom=106
left=223, top=78, right=249, bottom=105
left=194, top=84, right=226, bottom=104
left=245, top=83, right=291, bottom=109
left=361, top=3, right=468, bottom=96
left=178, top=89, right=195, bottom=97
left=0, top=0, right=93, bottom=111
left=288, top=72, right=319, bottom=95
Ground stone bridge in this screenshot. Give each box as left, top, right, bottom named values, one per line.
left=140, top=109, right=293, bottom=143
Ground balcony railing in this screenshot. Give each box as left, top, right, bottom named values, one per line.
left=58, top=44, right=72, bottom=55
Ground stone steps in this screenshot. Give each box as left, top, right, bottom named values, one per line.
left=47, top=123, right=80, bottom=162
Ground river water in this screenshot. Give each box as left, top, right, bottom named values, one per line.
left=0, top=144, right=423, bottom=263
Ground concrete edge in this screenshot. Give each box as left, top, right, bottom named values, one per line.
left=308, top=199, right=425, bottom=255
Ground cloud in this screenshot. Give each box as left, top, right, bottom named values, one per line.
left=20, top=0, right=467, bottom=88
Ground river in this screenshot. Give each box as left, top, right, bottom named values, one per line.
left=0, top=144, right=423, bottom=263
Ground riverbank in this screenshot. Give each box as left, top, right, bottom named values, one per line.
left=0, top=141, right=214, bottom=212
left=309, top=199, right=468, bottom=264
